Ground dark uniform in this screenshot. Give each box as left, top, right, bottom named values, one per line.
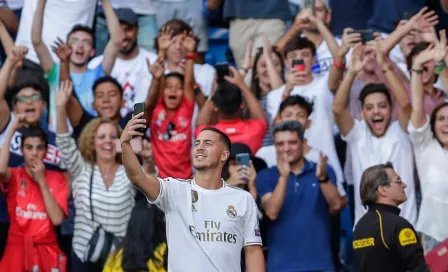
left=353, top=203, right=430, bottom=272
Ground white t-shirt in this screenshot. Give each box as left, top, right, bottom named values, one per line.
left=408, top=117, right=448, bottom=242
left=109, top=0, right=155, bottom=15
left=5, top=0, right=23, bottom=10
left=149, top=178, right=262, bottom=272
left=88, top=48, right=159, bottom=117
left=266, top=75, right=343, bottom=189
left=342, top=120, right=417, bottom=226
left=255, top=144, right=346, bottom=196
left=15, top=0, right=97, bottom=64
left=0, top=113, right=14, bottom=147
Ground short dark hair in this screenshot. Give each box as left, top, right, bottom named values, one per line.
left=212, top=81, right=242, bottom=116
left=154, top=19, right=199, bottom=52
left=199, top=127, right=231, bottom=153
left=359, top=83, right=392, bottom=107
left=430, top=102, right=448, bottom=143
left=273, top=121, right=305, bottom=140
left=360, top=162, right=394, bottom=208
left=284, top=36, right=316, bottom=58
left=279, top=95, right=314, bottom=116
left=67, top=24, right=94, bottom=45
left=164, top=72, right=185, bottom=83
left=406, top=42, right=430, bottom=71
left=20, top=126, right=48, bottom=149
left=93, top=76, right=124, bottom=97
left=10, top=82, right=47, bottom=105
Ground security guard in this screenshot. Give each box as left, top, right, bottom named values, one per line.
left=353, top=163, right=429, bottom=272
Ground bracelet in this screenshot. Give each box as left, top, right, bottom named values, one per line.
left=333, top=60, right=346, bottom=70
left=411, top=67, right=423, bottom=74
left=318, top=176, right=329, bottom=184
left=186, top=53, right=198, bottom=60
left=382, top=65, right=391, bottom=73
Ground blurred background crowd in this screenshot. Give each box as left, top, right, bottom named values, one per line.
left=0, top=0, right=447, bottom=271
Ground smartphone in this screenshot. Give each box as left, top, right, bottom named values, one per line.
left=351, top=29, right=375, bottom=43
left=215, top=63, right=229, bottom=80
left=302, top=0, right=315, bottom=14
left=133, top=102, right=146, bottom=135
left=292, top=59, right=305, bottom=72
left=236, top=153, right=250, bottom=182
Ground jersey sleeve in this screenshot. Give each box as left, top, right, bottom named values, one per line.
left=243, top=197, right=263, bottom=247
left=393, top=220, right=430, bottom=272
left=407, top=116, right=432, bottom=151
left=147, top=177, right=184, bottom=213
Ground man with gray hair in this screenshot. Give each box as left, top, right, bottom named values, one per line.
left=353, top=163, right=429, bottom=272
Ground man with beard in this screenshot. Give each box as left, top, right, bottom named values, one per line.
left=31, top=0, right=123, bottom=127
left=88, top=8, right=158, bottom=117
left=120, top=120, right=265, bottom=272
left=333, top=43, right=417, bottom=226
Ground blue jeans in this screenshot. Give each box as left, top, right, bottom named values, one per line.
left=95, top=14, right=158, bottom=56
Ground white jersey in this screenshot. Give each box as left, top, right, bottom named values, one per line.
left=149, top=178, right=262, bottom=272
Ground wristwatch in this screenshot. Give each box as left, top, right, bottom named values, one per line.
left=318, top=176, right=329, bottom=184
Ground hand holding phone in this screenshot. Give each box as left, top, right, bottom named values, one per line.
left=350, top=29, right=374, bottom=43
left=236, top=153, right=251, bottom=182
left=133, top=102, right=146, bottom=135
left=215, top=63, right=229, bottom=80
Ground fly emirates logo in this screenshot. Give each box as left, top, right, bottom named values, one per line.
left=189, top=220, right=237, bottom=244
left=16, top=204, right=47, bottom=220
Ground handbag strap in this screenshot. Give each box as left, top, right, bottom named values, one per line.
left=89, top=165, right=95, bottom=224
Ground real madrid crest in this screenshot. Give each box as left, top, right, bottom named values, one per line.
left=191, top=190, right=198, bottom=203
left=226, top=205, right=237, bottom=218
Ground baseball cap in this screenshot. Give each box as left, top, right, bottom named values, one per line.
left=115, top=8, right=138, bottom=26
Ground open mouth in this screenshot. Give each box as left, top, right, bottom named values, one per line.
left=102, top=143, right=114, bottom=152
left=372, top=116, right=384, bottom=130
left=195, top=154, right=206, bottom=159
left=168, top=95, right=177, bottom=101
left=75, top=51, right=84, bottom=57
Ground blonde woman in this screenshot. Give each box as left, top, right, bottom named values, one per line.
left=55, top=81, right=154, bottom=271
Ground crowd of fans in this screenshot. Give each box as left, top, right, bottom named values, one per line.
left=0, top=0, right=447, bottom=271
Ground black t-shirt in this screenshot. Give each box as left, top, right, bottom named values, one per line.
left=73, top=110, right=132, bottom=140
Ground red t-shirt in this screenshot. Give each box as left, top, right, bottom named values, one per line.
left=195, top=119, right=267, bottom=154
left=0, top=168, right=68, bottom=271
left=151, top=97, right=195, bottom=179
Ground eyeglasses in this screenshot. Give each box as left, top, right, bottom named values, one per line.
left=162, top=122, right=176, bottom=141
left=389, top=177, right=404, bottom=186
left=16, top=94, right=42, bottom=103
left=70, top=38, right=92, bottom=47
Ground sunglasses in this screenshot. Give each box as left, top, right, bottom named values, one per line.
left=16, top=94, right=42, bottom=103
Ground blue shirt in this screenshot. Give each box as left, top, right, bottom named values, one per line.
left=70, top=64, right=105, bottom=117
left=256, top=160, right=336, bottom=272
left=368, top=0, right=424, bottom=33
left=330, top=0, right=372, bottom=36
left=224, top=0, right=292, bottom=21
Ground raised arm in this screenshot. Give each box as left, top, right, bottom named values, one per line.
left=316, top=153, right=342, bottom=215
left=275, top=11, right=308, bottom=55
left=101, top=0, right=124, bottom=75
left=328, top=28, right=361, bottom=93
left=145, top=58, right=165, bottom=122
left=120, top=113, right=161, bottom=201
left=333, top=44, right=365, bottom=136
left=0, top=115, right=25, bottom=183
left=262, top=36, right=284, bottom=90
left=0, top=20, right=14, bottom=58
left=410, top=40, right=439, bottom=128
left=182, top=31, right=197, bottom=102
left=381, top=7, right=438, bottom=55
left=31, top=0, right=54, bottom=74
left=225, top=67, right=265, bottom=120
left=0, top=7, right=19, bottom=34
left=375, top=42, right=411, bottom=131
left=0, top=47, right=27, bottom=132
left=261, top=152, right=290, bottom=221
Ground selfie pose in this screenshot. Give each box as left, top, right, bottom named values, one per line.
left=55, top=81, right=153, bottom=271
left=0, top=117, right=68, bottom=272
left=121, top=113, right=265, bottom=271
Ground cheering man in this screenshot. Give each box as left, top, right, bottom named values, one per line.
left=120, top=113, right=265, bottom=272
